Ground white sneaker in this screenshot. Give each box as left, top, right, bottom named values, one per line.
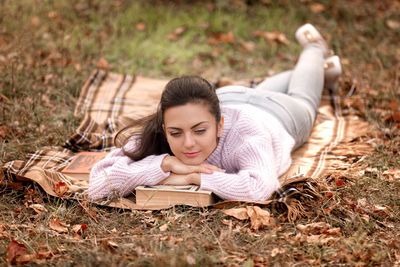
left=295, top=23, right=332, bottom=58
left=324, top=55, right=342, bottom=91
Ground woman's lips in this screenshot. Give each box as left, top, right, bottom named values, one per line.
left=183, top=152, right=200, bottom=158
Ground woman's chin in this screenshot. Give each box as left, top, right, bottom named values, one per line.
left=178, top=156, right=205, bottom=166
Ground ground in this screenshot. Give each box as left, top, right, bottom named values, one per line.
left=0, top=0, right=399, bottom=266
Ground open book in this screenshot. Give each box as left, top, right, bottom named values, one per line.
left=135, top=185, right=216, bottom=207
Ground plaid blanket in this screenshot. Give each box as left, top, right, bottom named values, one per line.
left=1, top=69, right=373, bottom=219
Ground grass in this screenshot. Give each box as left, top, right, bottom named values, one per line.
left=1, top=0, right=400, bottom=265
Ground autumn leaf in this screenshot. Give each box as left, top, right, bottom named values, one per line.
left=49, top=218, right=69, bottom=233
left=222, top=207, right=248, bottom=220
left=29, top=203, right=48, bottom=214
left=388, top=99, right=399, bottom=111
left=309, top=2, right=325, bottom=13
left=166, top=25, right=188, bottom=41
left=0, top=125, right=8, bottom=139
left=206, top=30, right=235, bottom=45
left=252, top=30, right=290, bottom=45
left=135, top=22, right=146, bottom=31
left=31, top=16, right=40, bottom=27
left=97, top=57, right=108, bottom=70
left=386, top=19, right=400, bottom=30
left=6, top=240, right=27, bottom=263
left=159, top=224, right=168, bottom=232
left=384, top=111, right=400, bottom=123
left=247, top=206, right=275, bottom=231
left=54, top=181, right=69, bottom=196
left=222, top=206, right=274, bottom=231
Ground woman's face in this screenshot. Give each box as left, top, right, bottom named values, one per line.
left=163, top=102, right=223, bottom=165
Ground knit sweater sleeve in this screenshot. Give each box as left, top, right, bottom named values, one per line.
left=88, top=147, right=170, bottom=200
left=200, top=136, right=280, bottom=201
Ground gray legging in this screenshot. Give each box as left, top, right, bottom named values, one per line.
left=216, top=43, right=325, bottom=150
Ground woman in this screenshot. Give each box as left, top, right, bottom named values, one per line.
left=88, top=24, right=342, bottom=201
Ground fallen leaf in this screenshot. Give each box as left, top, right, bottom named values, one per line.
left=47, top=11, right=59, bottom=19
left=296, top=222, right=330, bottom=235
left=222, top=207, right=248, bottom=220
left=252, top=30, right=290, bottom=45
left=389, top=99, right=399, bottom=111
left=97, top=57, right=108, bottom=70
left=309, top=3, right=325, bottom=13
left=186, top=254, right=196, bottom=265
left=15, top=254, right=36, bottom=265
left=384, top=111, right=400, bottom=122
left=162, top=57, right=177, bottom=65
left=72, top=224, right=82, bottom=233
left=6, top=240, right=27, bottom=263
left=166, top=25, right=188, bottom=41
left=29, top=204, right=48, bottom=214
left=0, top=125, right=8, bottom=139
left=31, top=16, right=40, bottom=27
left=159, top=224, right=168, bottom=232
left=135, top=22, right=146, bottom=31
left=237, top=39, right=256, bottom=53
left=271, top=247, right=286, bottom=257
left=386, top=19, right=400, bottom=30
left=54, top=181, right=69, bottom=196
left=49, top=218, right=69, bottom=233
left=206, top=30, right=235, bottom=45
left=382, top=168, right=400, bottom=181
left=247, top=206, right=275, bottom=230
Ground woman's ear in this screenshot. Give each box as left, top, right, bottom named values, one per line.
left=217, top=116, right=224, bottom=138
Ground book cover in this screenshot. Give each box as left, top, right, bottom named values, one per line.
left=135, top=185, right=216, bottom=207
left=61, top=151, right=109, bottom=180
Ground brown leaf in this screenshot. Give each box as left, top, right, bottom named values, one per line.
left=309, top=3, right=325, bottom=13
left=159, top=224, right=168, bottom=232
left=206, top=30, right=235, bottom=45
left=382, top=168, right=400, bottom=181
left=252, top=30, right=290, bottom=45
left=237, top=39, right=256, bottom=53
left=49, top=218, right=69, bottom=233
left=97, top=57, right=108, bottom=70
left=72, top=224, right=82, bottom=233
left=166, top=25, right=188, bottom=41
left=54, top=181, right=69, bottom=196
left=222, top=207, right=248, bottom=220
left=247, top=206, right=275, bottom=230
left=162, top=57, right=177, bottom=65
left=6, top=240, right=27, bottom=263
left=0, top=125, right=8, bottom=139
left=135, top=22, right=147, bottom=31
left=386, top=20, right=400, bottom=30
left=29, top=204, right=48, bottom=214
left=270, top=247, right=286, bottom=257
left=16, top=254, right=36, bottom=265
left=47, top=11, right=59, bottom=19
left=31, top=16, right=40, bottom=27
left=296, top=222, right=330, bottom=235
left=384, top=111, right=400, bottom=122
left=389, top=99, right=399, bottom=111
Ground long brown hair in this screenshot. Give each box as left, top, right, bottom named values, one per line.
left=115, top=75, right=221, bottom=161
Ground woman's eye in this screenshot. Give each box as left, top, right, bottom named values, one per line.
left=195, top=129, right=206, bottom=134
left=169, top=132, right=181, bottom=137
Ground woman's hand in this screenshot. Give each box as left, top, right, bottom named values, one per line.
left=161, top=155, right=224, bottom=175
left=158, top=172, right=201, bottom=186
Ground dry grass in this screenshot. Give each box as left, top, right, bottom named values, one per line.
left=1, top=0, right=400, bottom=265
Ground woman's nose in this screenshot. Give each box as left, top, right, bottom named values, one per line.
left=183, top=133, right=195, bottom=148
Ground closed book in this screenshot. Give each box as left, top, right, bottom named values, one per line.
left=135, top=185, right=216, bottom=207
left=61, top=152, right=109, bottom=180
